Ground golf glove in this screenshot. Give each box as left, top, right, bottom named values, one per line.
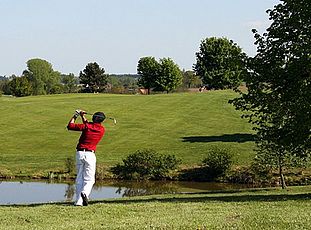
left=73, top=109, right=82, bottom=118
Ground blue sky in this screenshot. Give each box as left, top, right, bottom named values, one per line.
left=0, top=0, right=279, bottom=76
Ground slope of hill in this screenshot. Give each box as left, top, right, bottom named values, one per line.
left=0, top=91, right=255, bottom=176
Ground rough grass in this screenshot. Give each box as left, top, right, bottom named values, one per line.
left=0, top=186, right=311, bottom=229
left=0, top=91, right=255, bottom=176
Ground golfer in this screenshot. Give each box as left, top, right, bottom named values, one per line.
left=67, top=110, right=105, bottom=206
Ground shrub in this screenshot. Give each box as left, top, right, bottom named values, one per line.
left=226, top=166, right=259, bottom=184
left=226, top=156, right=277, bottom=185
left=201, top=147, right=233, bottom=180
left=111, top=149, right=181, bottom=180
left=178, top=166, right=209, bottom=182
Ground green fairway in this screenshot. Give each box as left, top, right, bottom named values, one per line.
left=0, top=91, right=255, bottom=176
left=0, top=186, right=311, bottom=229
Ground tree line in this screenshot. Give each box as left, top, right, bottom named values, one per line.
left=0, top=35, right=246, bottom=96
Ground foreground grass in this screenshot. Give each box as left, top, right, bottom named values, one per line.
left=0, top=186, right=311, bottom=229
left=0, top=91, right=255, bottom=176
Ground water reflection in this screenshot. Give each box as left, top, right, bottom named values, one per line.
left=64, top=184, right=75, bottom=201
left=113, top=181, right=180, bottom=197
left=105, top=181, right=252, bottom=197
left=0, top=180, right=253, bottom=205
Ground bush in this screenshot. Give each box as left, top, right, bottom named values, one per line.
left=111, top=149, right=181, bottom=180
left=226, top=155, right=275, bottom=185
left=201, top=147, right=233, bottom=180
left=178, top=166, right=209, bottom=182
left=226, top=166, right=259, bottom=184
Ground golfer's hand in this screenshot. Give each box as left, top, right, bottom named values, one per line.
left=80, top=110, right=88, bottom=123
left=73, top=109, right=81, bottom=118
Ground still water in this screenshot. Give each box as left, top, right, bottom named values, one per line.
left=0, top=180, right=252, bottom=205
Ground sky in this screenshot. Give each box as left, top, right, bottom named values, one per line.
left=0, top=0, right=280, bottom=76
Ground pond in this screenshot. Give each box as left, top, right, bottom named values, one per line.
left=0, top=180, right=254, bottom=205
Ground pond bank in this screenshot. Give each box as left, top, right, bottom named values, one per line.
left=2, top=165, right=311, bottom=187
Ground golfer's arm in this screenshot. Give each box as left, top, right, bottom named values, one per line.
left=81, top=114, right=88, bottom=124
left=67, top=113, right=87, bottom=130
left=68, top=115, right=77, bottom=124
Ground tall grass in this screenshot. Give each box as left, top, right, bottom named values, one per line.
left=0, top=91, right=255, bottom=175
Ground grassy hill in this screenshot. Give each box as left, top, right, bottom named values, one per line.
left=0, top=91, right=255, bottom=176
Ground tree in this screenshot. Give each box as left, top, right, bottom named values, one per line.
left=61, top=73, right=79, bottom=93
left=156, top=58, right=183, bottom=93
left=79, top=62, right=108, bottom=93
left=137, top=57, right=160, bottom=94
left=230, top=0, right=311, bottom=188
left=193, top=37, right=247, bottom=89
left=0, top=76, right=11, bottom=95
left=182, top=70, right=202, bottom=88
left=23, top=58, right=60, bottom=95
left=9, top=75, right=32, bottom=97
left=23, top=58, right=61, bottom=95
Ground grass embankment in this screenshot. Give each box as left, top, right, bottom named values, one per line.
left=0, top=91, right=255, bottom=177
left=0, top=186, right=311, bottom=229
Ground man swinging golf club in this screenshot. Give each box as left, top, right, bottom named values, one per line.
left=67, top=109, right=106, bottom=206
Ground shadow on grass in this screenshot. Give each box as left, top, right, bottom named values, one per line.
left=2, top=189, right=311, bottom=207
left=182, top=133, right=256, bottom=143
left=93, top=192, right=311, bottom=204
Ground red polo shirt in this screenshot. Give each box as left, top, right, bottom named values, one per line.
left=67, top=122, right=105, bottom=151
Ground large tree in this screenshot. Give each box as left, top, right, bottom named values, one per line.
left=23, top=58, right=61, bottom=95
left=230, top=0, right=311, bottom=188
left=156, top=58, right=183, bottom=93
left=79, top=62, right=108, bottom=93
left=193, top=37, right=247, bottom=89
left=137, top=57, right=160, bottom=94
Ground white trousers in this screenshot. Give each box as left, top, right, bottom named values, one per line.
left=75, top=150, right=96, bottom=206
